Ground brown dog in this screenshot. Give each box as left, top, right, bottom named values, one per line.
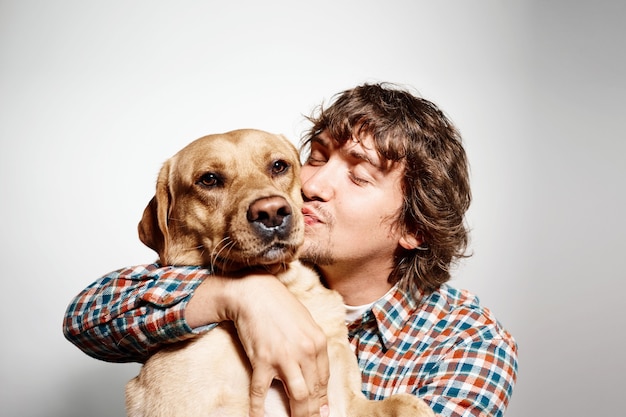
left=125, top=129, right=434, bottom=417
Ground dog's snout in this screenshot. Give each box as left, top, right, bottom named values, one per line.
left=247, top=196, right=292, bottom=230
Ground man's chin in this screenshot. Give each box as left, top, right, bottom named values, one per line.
left=300, top=241, right=334, bottom=266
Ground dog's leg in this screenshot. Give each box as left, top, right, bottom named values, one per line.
left=125, top=325, right=253, bottom=417
left=125, top=377, right=145, bottom=417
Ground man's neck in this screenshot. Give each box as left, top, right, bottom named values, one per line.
left=319, top=263, right=394, bottom=306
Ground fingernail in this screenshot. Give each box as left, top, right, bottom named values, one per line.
left=320, top=404, right=330, bottom=417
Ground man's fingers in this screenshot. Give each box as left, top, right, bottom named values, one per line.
left=282, top=370, right=320, bottom=417
left=298, top=347, right=327, bottom=398
left=315, top=343, right=330, bottom=410
left=250, top=343, right=330, bottom=417
left=288, top=328, right=330, bottom=417
left=249, top=370, right=272, bottom=417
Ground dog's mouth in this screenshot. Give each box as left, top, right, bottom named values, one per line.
left=260, top=242, right=296, bottom=262
left=211, top=241, right=298, bottom=273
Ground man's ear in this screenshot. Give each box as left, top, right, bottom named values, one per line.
left=399, top=231, right=423, bottom=250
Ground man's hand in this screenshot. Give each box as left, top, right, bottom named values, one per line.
left=231, top=274, right=330, bottom=417
left=187, top=272, right=330, bottom=417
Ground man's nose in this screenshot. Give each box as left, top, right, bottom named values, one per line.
left=301, top=163, right=334, bottom=202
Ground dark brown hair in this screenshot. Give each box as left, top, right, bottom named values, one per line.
left=301, top=83, right=471, bottom=294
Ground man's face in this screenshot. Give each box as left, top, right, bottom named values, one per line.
left=300, top=130, right=409, bottom=279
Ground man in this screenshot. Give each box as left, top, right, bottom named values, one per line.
left=64, top=83, right=518, bottom=417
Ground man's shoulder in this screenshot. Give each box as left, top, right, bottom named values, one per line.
left=414, top=283, right=515, bottom=345
left=426, top=283, right=482, bottom=313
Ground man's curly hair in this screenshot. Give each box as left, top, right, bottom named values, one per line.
left=301, top=83, right=471, bottom=294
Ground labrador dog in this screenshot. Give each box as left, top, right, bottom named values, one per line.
left=125, top=129, right=434, bottom=417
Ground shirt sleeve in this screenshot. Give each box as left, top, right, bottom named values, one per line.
left=62, top=263, right=215, bottom=363
left=417, top=330, right=518, bottom=417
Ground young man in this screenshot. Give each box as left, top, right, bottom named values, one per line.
left=64, top=83, right=518, bottom=417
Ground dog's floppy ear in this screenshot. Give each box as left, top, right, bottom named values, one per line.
left=138, top=160, right=172, bottom=261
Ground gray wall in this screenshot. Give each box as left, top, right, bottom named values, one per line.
left=2, top=1, right=624, bottom=416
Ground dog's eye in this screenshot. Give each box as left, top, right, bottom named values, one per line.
left=197, top=173, right=221, bottom=188
left=271, top=160, right=290, bottom=176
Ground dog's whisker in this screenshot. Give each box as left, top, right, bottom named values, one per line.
left=211, top=237, right=232, bottom=259
left=210, top=237, right=235, bottom=271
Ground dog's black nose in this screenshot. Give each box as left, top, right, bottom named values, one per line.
left=247, top=196, right=292, bottom=231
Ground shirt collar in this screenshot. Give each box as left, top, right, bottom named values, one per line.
left=348, top=284, right=422, bottom=349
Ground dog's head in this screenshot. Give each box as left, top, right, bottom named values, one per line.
left=139, top=129, right=304, bottom=273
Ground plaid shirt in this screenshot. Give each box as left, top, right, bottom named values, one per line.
left=64, top=263, right=517, bottom=416
left=348, top=283, right=517, bottom=417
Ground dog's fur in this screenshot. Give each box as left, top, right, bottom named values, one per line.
left=125, top=129, right=434, bottom=417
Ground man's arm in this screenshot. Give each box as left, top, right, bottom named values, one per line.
left=62, top=264, right=331, bottom=417
left=62, top=263, right=210, bottom=363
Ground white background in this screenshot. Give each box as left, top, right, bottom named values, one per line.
left=1, top=1, right=625, bottom=416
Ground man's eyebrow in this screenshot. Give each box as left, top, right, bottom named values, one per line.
left=347, top=149, right=383, bottom=169
left=311, top=134, right=385, bottom=170
left=310, top=135, right=329, bottom=147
